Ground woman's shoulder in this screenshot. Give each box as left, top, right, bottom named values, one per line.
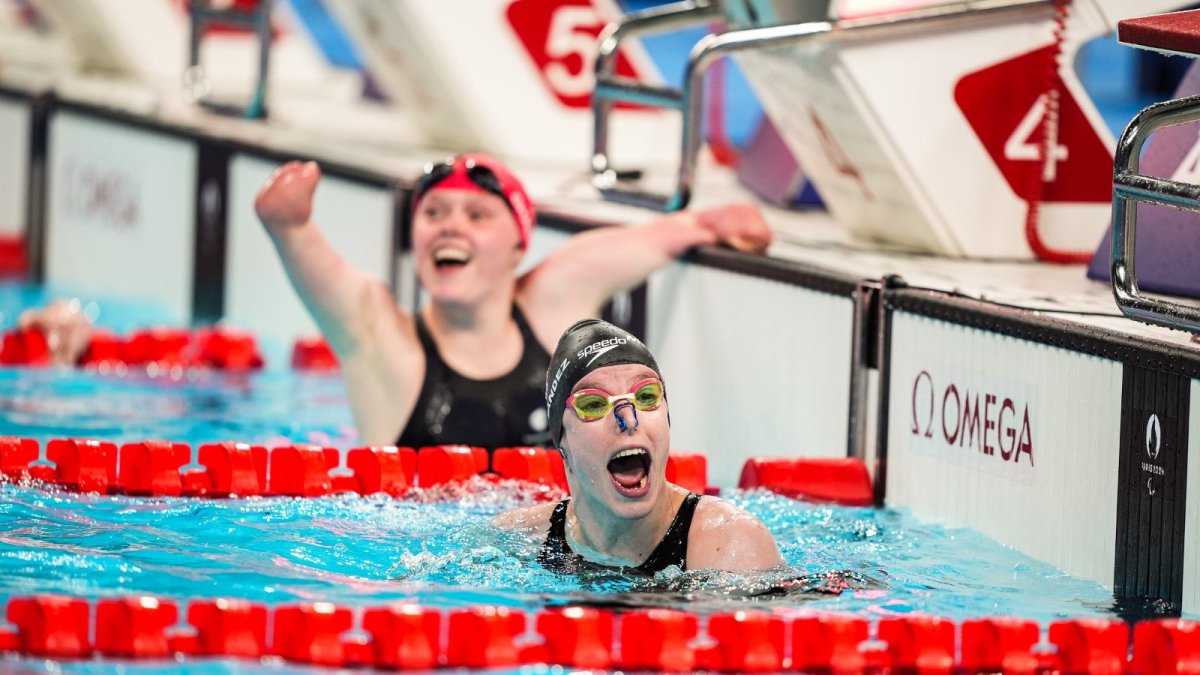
left=687, top=494, right=783, bottom=571
left=490, top=500, right=562, bottom=534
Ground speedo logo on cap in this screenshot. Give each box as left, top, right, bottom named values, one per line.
left=578, top=337, right=628, bottom=366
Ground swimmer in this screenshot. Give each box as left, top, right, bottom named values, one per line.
left=252, top=153, right=772, bottom=448
left=17, top=298, right=92, bottom=366
left=493, top=319, right=783, bottom=573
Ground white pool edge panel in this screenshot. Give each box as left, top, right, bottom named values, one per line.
left=0, top=96, right=30, bottom=239
left=1185, top=379, right=1200, bottom=615
left=647, top=263, right=854, bottom=487
left=885, top=310, right=1120, bottom=587
left=225, top=154, right=396, bottom=344
left=45, top=110, right=197, bottom=323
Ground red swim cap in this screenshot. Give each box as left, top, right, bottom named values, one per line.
left=412, top=153, right=536, bottom=249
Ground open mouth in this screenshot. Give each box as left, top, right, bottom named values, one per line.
left=607, top=447, right=651, bottom=497
left=433, top=247, right=471, bottom=271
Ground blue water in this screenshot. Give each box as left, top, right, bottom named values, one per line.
left=0, top=283, right=1119, bottom=672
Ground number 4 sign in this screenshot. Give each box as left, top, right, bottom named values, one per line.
left=954, top=45, right=1111, bottom=204
left=507, top=0, right=645, bottom=108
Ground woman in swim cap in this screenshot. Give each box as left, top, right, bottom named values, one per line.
left=251, top=154, right=773, bottom=449
left=495, top=319, right=783, bottom=573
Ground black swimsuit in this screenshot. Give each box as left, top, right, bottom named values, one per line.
left=396, top=305, right=552, bottom=451
left=538, top=493, right=703, bottom=574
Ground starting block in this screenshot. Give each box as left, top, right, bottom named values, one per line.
left=596, top=0, right=1188, bottom=259
left=322, top=0, right=679, bottom=166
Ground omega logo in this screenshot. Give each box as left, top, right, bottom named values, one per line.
left=60, top=158, right=141, bottom=229
left=910, top=369, right=1034, bottom=465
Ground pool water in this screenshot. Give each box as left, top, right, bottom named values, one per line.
left=0, top=284, right=1119, bottom=672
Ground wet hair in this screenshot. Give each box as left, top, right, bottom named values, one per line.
left=545, top=318, right=662, bottom=448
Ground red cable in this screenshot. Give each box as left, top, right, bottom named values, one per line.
left=1024, top=0, right=1092, bottom=264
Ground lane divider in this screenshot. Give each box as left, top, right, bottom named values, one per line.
left=0, top=327, right=343, bottom=372
left=0, top=594, right=1194, bottom=672
left=739, top=457, right=874, bottom=506
left=0, top=436, right=722, bottom=499
left=0, top=435, right=881, bottom=504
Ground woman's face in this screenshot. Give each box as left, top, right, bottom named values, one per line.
left=560, top=363, right=670, bottom=521
left=411, top=188, right=523, bottom=306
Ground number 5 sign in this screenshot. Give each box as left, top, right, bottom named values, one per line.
left=507, top=0, right=646, bottom=108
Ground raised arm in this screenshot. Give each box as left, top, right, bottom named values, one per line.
left=254, top=161, right=396, bottom=354
left=519, top=203, right=772, bottom=338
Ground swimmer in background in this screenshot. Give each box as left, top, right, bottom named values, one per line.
left=494, top=319, right=783, bottom=573
left=25, top=153, right=772, bottom=449
left=251, top=154, right=772, bottom=449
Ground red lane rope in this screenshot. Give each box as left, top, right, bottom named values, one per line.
left=1, top=435, right=885, bottom=506
left=0, top=326, right=339, bottom=372
left=0, top=594, right=1188, bottom=671
left=0, top=437, right=726, bottom=500
left=1024, top=0, right=1093, bottom=264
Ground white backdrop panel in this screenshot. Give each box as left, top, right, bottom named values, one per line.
left=46, top=111, right=196, bottom=322
left=225, top=155, right=395, bottom=343
left=1184, top=378, right=1200, bottom=614
left=647, top=264, right=854, bottom=487
left=0, top=97, right=29, bottom=238
left=886, top=311, right=1121, bottom=586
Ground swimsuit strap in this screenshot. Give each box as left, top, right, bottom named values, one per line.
left=537, top=499, right=572, bottom=569
left=637, top=492, right=702, bottom=573
left=537, top=494, right=703, bottom=574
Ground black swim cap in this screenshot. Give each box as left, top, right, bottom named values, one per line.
left=545, top=319, right=662, bottom=448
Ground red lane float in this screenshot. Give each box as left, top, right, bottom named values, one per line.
left=537, top=607, right=613, bottom=669
left=195, top=443, right=269, bottom=497
left=267, top=444, right=336, bottom=497
left=417, top=445, right=489, bottom=487
left=291, top=336, right=338, bottom=371
left=193, top=329, right=263, bottom=370
left=792, top=613, right=870, bottom=673
left=665, top=451, right=708, bottom=494
left=493, top=446, right=558, bottom=485
left=0, top=437, right=38, bottom=480
left=47, top=439, right=118, bottom=493
left=6, top=596, right=90, bottom=658
left=362, top=605, right=440, bottom=670
left=187, top=599, right=268, bottom=658
left=1049, top=618, right=1129, bottom=675
left=78, top=330, right=124, bottom=367
left=878, top=615, right=956, bottom=675
left=739, top=456, right=874, bottom=506
left=0, top=328, right=50, bottom=365
left=272, top=603, right=353, bottom=666
left=703, top=611, right=786, bottom=673
left=345, top=446, right=416, bottom=496
left=960, top=616, right=1040, bottom=674
left=94, top=597, right=178, bottom=658
left=119, top=441, right=190, bottom=497
left=1132, top=619, right=1200, bottom=675
left=445, top=606, right=526, bottom=668
left=620, top=609, right=698, bottom=671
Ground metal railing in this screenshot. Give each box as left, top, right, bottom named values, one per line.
left=185, top=0, right=273, bottom=119
left=591, top=0, right=1057, bottom=211
left=1111, top=94, right=1200, bottom=333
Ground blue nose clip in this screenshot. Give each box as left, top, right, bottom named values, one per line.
left=613, top=401, right=639, bottom=432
